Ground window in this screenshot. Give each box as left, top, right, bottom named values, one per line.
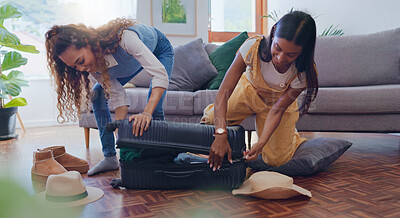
left=209, top=0, right=267, bottom=43
left=4, top=0, right=137, bottom=79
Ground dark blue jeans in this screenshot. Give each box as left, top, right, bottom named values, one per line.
left=92, top=29, right=173, bottom=157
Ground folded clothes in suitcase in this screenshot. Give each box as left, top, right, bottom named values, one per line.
left=107, top=119, right=247, bottom=190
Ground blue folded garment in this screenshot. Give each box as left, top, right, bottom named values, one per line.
left=173, top=153, right=208, bottom=164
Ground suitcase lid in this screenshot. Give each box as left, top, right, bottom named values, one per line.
left=112, top=119, right=246, bottom=158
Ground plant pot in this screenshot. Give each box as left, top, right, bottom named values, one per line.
left=0, top=107, right=18, bottom=140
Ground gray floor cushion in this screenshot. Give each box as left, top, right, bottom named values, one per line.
left=247, top=138, right=352, bottom=176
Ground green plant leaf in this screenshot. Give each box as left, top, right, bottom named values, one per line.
left=0, top=74, right=20, bottom=96
left=320, top=24, right=344, bottom=36
left=0, top=77, right=7, bottom=98
left=6, top=70, right=29, bottom=88
left=0, top=26, right=20, bottom=46
left=0, top=4, right=22, bottom=22
left=1, top=51, right=27, bottom=71
left=265, top=10, right=279, bottom=22
left=2, top=43, right=39, bottom=53
left=4, top=97, right=27, bottom=108
left=0, top=70, right=28, bottom=97
left=0, top=17, right=39, bottom=53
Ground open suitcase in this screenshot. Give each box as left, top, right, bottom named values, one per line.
left=108, top=119, right=247, bottom=190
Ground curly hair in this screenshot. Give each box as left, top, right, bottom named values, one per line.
left=45, top=17, right=137, bottom=123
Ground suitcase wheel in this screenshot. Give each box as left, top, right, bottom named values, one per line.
left=110, top=178, right=123, bottom=189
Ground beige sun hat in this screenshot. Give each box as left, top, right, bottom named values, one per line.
left=35, top=171, right=104, bottom=207
left=232, top=171, right=312, bottom=199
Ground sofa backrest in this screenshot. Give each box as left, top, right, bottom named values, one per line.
left=315, top=28, right=400, bottom=87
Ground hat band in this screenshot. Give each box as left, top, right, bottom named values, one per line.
left=46, top=191, right=88, bottom=202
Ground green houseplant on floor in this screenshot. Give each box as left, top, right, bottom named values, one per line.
left=0, top=3, right=39, bottom=140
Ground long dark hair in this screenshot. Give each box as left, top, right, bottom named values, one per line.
left=45, top=18, right=137, bottom=123
left=259, top=11, right=318, bottom=114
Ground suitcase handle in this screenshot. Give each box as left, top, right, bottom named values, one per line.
left=106, top=120, right=123, bottom=132
left=155, top=170, right=203, bottom=179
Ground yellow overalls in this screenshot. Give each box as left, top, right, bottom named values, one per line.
left=202, top=36, right=307, bottom=167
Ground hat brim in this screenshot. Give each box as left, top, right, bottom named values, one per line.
left=232, top=181, right=312, bottom=200
left=35, top=186, right=104, bottom=207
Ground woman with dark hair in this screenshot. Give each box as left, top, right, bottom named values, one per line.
left=202, top=11, right=318, bottom=171
left=45, top=18, right=173, bottom=176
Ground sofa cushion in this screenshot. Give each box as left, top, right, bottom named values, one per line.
left=193, top=90, right=218, bottom=114
left=79, top=112, right=100, bottom=129
left=299, top=84, right=400, bottom=114
left=122, top=88, right=194, bottom=115
left=125, top=88, right=149, bottom=113
left=248, top=138, right=352, bottom=176
left=315, top=28, right=400, bottom=87
left=296, top=113, right=400, bottom=132
left=207, top=31, right=249, bottom=90
left=163, top=90, right=195, bottom=115
left=168, top=38, right=218, bottom=91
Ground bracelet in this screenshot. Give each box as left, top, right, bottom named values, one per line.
left=140, top=112, right=153, bottom=119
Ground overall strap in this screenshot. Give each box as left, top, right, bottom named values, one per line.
left=243, top=35, right=264, bottom=82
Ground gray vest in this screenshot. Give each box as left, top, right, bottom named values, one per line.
left=108, top=24, right=158, bottom=79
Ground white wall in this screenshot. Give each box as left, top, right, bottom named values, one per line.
left=267, top=0, right=400, bottom=35
left=17, top=79, right=74, bottom=128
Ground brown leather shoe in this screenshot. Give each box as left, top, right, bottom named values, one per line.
left=41, top=146, right=89, bottom=174
left=31, top=149, right=67, bottom=183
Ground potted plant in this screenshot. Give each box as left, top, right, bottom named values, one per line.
left=0, top=3, right=39, bottom=140
left=264, top=9, right=344, bottom=36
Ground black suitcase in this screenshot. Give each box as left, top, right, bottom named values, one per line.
left=108, top=119, right=247, bottom=190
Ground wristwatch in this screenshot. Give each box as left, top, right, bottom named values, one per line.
left=214, top=127, right=228, bottom=136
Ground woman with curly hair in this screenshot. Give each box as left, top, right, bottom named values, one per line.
left=45, top=18, right=173, bottom=176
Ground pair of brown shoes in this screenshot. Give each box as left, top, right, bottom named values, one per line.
left=31, top=146, right=89, bottom=182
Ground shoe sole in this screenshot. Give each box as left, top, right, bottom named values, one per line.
left=64, top=164, right=90, bottom=174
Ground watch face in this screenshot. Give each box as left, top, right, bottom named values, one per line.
left=216, top=128, right=225, bottom=134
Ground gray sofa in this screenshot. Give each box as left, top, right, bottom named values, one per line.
left=297, top=28, right=400, bottom=132
left=79, top=28, right=400, bottom=148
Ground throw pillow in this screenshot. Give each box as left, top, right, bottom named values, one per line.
left=247, top=138, right=352, bottom=176
left=207, top=31, right=249, bottom=90
left=203, top=43, right=219, bottom=55
left=168, top=38, right=218, bottom=91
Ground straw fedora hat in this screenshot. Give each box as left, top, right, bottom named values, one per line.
left=35, top=171, right=104, bottom=207
left=232, top=171, right=312, bottom=199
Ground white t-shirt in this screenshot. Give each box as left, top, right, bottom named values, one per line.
left=91, top=30, right=169, bottom=109
left=239, top=38, right=306, bottom=91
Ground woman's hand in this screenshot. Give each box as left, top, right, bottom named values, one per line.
left=208, top=135, right=232, bottom=171
left=128, top=112, right=152, bottom=137
left=243, top=142, right=264, bottom=161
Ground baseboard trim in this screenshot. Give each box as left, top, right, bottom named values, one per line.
left=16, top=119, right=77, bottom=128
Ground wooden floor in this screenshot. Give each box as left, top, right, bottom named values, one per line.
left=0, top=126, right=399, bottom=218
